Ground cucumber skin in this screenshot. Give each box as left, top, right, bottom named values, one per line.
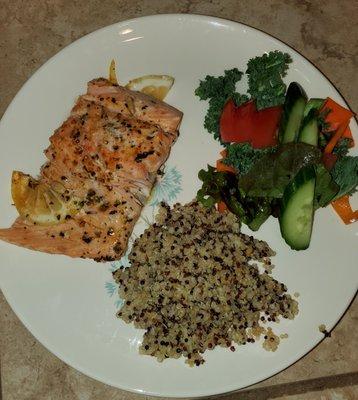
left=279, top=82, right=308, bottom=144
left=279, top=166, right=316, bottom=250
left=303, top=98, right=325, bottom=118
left=298, top=110, right=319, bottom=146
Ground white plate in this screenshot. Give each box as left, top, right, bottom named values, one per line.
left=0, top=14, right=357, bottom=398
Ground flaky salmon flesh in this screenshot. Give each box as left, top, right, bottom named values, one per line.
left=0, top=78, right=183, bottom=261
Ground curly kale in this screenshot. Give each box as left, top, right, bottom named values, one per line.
left=195, top=69, right=248, bottom=140
left=246, top=50, right=292, bottom=110
left=223, top=142, right=277, bottom=174
left=195, top=68, right=244, bottom=100
left=331, top=155, right=358, bottom=199
left=332, top=137, right=353, bottom=157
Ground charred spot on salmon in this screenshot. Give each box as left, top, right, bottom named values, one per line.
left=111, top=97, right=116, bottom=104
left=116, top=164, right=122, bottom=170
left=99, top=202, right=110, bottom=211
left=82, top=234, right=92, bottom=244
left=87, top=189, right=96, bottom=197
left=112, top=145, right=119, bottom=151
left=107, top=228, right=115, bottom=236
left=113, top=243, right=122, bottom=253
left=95, top=255, right=115, bottom=262
left=61, top=176, right=67, bottom=181
left=71, top=131, right=80, bottom=140
left=59, top=232, right=65, bottom=238
left=135, top=150, right=155, bottom=163
left=109, top=210, right=117, bottom=215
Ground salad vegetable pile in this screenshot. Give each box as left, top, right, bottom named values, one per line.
left=195, top=51, right=358, bottom=250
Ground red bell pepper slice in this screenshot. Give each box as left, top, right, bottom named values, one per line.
left=219, top=99, right=282, bottom=148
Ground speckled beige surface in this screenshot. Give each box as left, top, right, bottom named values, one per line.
left=0, top=1, right=357, bottom=399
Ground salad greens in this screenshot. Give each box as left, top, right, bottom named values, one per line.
left=332, top=138, right=352, bottom=156
left=246, top=51, right=292, bottom=110
left=223, top=143, right=276, bottom=174
left=194, top=69, right=248, bottom=141
left=237, top=143, right=322, bottom=198
left=195, top=50, right=358, bottom=249
left=314, top=164, right=340, bottom=208
left=331, top=156, right=358, bottom=199
left=197, top=166, right=273, bottom=231
left=195, top=51, right=291, bottom=141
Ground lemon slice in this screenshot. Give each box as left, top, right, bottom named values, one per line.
left=109, top=59, right=119, bottom=85
left=11, top=171, right=80, bottom=225
left=125, top=75, right=174, bottom=100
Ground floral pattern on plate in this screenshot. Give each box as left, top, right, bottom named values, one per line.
left=104, top=165, right=182, bottom=307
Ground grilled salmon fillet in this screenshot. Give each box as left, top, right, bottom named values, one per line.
left=0, top=78, right=183, bottom=261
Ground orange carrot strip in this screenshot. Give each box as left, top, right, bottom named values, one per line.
left=217, top=201, right=228, bottom=213
left=220, top=149, right=227, bottom=158
left=321, top=98, right=355, bottom=154
left=324, top=120, right=350, bottom=154
left=331, top=195, right=358, bottom=224
left=216, top=158, right=236, bottom=173
left=321, top=98, right=354, bottom=130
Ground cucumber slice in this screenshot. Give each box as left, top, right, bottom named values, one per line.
left=279, top=166, right=316, bottom=250
left=279, top=82, right=307, bottom=144
left=298, top=109, right=319, bottom=146
left=303, top=98, right=325, bottom=118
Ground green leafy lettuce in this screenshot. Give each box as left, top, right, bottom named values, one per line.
left=197, top=166, right=272, bottom=231
left=246, top=50, right=292, bottom=110
left=314, top=164, right=339, bottom=208
left=238, top=143, right=321, bottom=198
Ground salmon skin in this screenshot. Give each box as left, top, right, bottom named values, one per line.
left=0, top=78, right=183, bottom=261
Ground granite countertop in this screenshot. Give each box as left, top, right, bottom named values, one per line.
left=0, top=1, right=357, bottom=399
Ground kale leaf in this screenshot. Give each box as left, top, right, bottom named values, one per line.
left=332, top=137, right=353, bottom=157
left=246, top=50, right=292, bottom=110
left=195, top=69, right=248, bottom=140
left=223, top=142, right=277, bottom=174
left=195, top=68, right=243, bottom=100
left=331, top=155, right=358, bottom=200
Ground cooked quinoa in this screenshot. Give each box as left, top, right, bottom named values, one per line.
left=113, top=201, right=298, bottom=366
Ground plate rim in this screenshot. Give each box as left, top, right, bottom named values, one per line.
left=0, top=13, right=357, bottom=398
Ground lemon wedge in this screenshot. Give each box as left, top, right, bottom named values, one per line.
left=109, top=59, right=119, bottom=85
left=125, top=75, right=174, bottom=100
left=11, top=171, right=80, bottom=225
